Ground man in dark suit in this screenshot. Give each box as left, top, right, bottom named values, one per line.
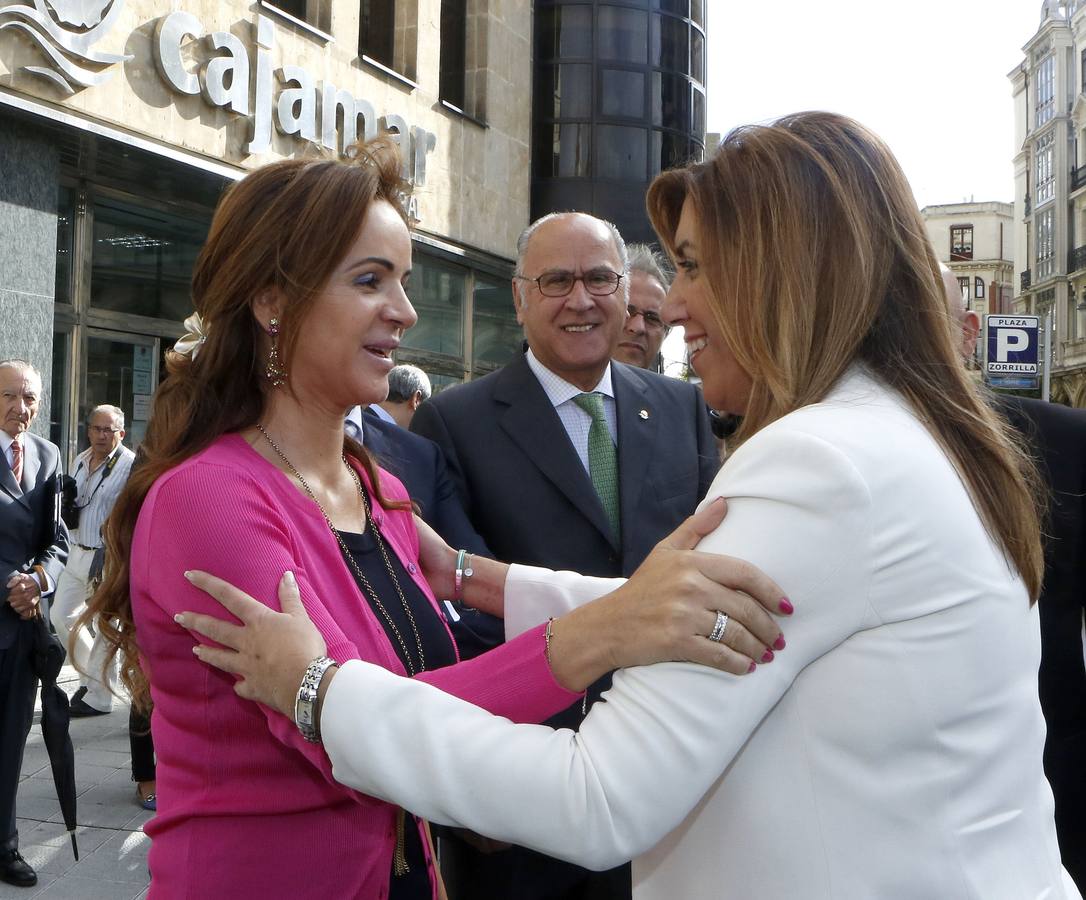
left=412, top=212, right=718, bottom=899
left=0, top=360, right=69, bottom=888
left=946, top=268, right=1086, bottom=890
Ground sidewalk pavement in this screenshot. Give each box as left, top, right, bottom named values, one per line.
left=2, top=665, right=151, bottom=899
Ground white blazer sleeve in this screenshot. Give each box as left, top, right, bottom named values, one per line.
left=321, top=426, right=874, bottom=869
left=502, top=564, right=626, bottom=639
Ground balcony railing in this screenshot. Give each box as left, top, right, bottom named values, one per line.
left=1021, top=270, right=1032, bottom=292
left=1073, top=165, right=1086, bottom=191
left=1070, top=245, right=1086, bottom=273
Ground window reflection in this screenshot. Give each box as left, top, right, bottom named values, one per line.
left=472, top=274, right=521, bottom=370
left=601, top=69, right=645, bottom=118
left=653, top=72, right=690, bottom=129
left=55, top=186, right=74, bottom=305
left=655, top=0, right=689, bottom=14
left=403, top=255, right=465, bottom=356
left=659, top=15, right=688, bottom=71
left=596, top=125, right=647, bottom=180
left=690, top=29, right=705, bottom=85
left=537, top=6, right=592, bottom=59
left=536, top=64, right=592, bottom=120
left=90, top=197, right=208, bottom=322
left=599, top=6, right=648, bottom=63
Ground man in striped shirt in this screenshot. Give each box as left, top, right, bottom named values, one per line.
left=52, top=405, right=135, bottom=717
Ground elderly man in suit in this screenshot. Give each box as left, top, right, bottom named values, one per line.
left=412, top=212, right=718, bottom=900
left=0, top=359, right=69, bottom=888
left=944, top=266, right=1086, bottom=890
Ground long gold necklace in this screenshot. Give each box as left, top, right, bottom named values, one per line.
left=257, top=426, right=427, bottom=676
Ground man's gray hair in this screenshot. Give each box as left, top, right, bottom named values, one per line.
left=626, top=243, right=673, bottom=290
left=386, top=365, right=432, bottom=404
left=90, top=404, right=125, bottom=430
left=514, top=212, right=629, bottom=278
left=0, top=359, right=42, bottom=382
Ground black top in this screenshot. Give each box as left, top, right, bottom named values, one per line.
left=336, top=525, right=456, bottom=900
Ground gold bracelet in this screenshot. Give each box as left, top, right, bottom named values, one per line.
left=544, top=617, right=555, bottom=667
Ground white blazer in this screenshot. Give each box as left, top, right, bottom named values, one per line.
left=321, top=368, right=1079, bottom=899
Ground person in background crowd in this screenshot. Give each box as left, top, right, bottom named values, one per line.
left=53, top=405, right=134, bottom=719
left=943, top=264, right=1086, bottom=891
left=0, top=359, right=68, bottom=889
left=181, top=111, right=1079, bottom=900
left=372, top=364, right=431, bottom=429
left=81, top=139, right=788, bottom=899
left=613, top=243, right=671, bottom=373
left=410, top=211, right=718, bottom=900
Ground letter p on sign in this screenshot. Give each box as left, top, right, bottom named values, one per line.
left=996, top=328, right=1028, bottom=361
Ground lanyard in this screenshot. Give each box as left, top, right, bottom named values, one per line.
left=75, top=450, right=120, bottom=507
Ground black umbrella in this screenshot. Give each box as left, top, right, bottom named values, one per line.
left=30, top=615, right=79, bottom=861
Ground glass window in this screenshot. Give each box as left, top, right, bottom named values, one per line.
left=534, top=123, right=592, bottom=177
left=360, top=0, right=395, bottom=67
left=84, top=334, right=158, bottom=448
left=55, top=185, right=74, bottom=305
left=691, top=84, right=705, bottom=136
left=1036, top=131, right=1055, bottom=205
left=950, top=225, right=973, bottom=261
left=49, top=330, right=70, bottom=455
left=90, top=196, right=208, bottom=321
left=595, top=125, right=647, bottom=180
left=974, top=277, right=985, bottom=299
left=690, top=0, right=704, bottom=26
left=1036, top=54, right=1055, bottom=127
left=403, top=254, right=465, bottom=356
left=537, top=6, right=592, bottom=59
left=1036, top=207, right=1055, bottom=280
left=535, top=64, right=592, bottom=120
left=439, top=0, right=467, bottom=108
left=599, top=6, right=648, bottom=64
left=957, top=277, right=970, bottom=301
left=655, top=0, right=688, bottom=14
left=652, top=72, right=690, bottom=128
left=472, top=274, right=521, bottom=371
left=690, top=28, right=705, bottom=85
left=651, top=130, right=698, bottom=174
left=658, top=15, right=689, bottom=71
left=600, top=68, right=645, bottom=118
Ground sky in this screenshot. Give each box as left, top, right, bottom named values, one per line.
left=662, top=0, right=1045, bottom=374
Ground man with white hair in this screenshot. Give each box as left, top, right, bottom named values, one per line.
left=374, top=364, right=432, bottom=429
left=942, top=264, right=1086, bottom=890
left=52, top=405, right=135, bottom=718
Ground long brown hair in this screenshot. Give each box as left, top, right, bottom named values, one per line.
left=647, top=112, right=1044, bottom=601
left=80, top=138, right=411, bottom=709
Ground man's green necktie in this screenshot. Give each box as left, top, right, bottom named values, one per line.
left=573, top=392, right=620, bottom=540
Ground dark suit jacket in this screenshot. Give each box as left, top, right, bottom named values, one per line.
left=411, top=354, right=718, bottom=900
left=997, top=396, right=1086, bottom=889
left=412, top=354, right=719, bottom=579
left=0, top=432, right=68, bottom=647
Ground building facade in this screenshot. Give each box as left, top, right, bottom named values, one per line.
left=921, top=201, right=1015, bottom=367
left=0, top=0, right=532, bottom=462
left=1010, top=0, right=1086, bottom=407
left=530, top=0, right=707, bottom=244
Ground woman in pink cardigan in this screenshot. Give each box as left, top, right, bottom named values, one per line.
left=83, top=139, right=787, bottom=899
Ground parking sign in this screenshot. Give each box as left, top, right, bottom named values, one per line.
left=986, top=315, right=1040, bottom=377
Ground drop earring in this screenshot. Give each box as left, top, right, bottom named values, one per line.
left=265, top=317, right=287, bottom=387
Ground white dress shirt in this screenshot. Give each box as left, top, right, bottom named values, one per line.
left=525, top=349, right=617, bottom=475
left=319, top=367, right=1078, bottom=900
left=69, top=444, right=135, bottom=549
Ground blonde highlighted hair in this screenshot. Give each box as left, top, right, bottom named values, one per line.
left=648, top=112, right=1044, bottom=601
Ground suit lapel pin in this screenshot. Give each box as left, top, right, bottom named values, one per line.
left=639, top=409, right=649, bottom=420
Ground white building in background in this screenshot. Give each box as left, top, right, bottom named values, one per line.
left=1010, top=0, right=1086, bottom=407
left=922, top=201, right=1014, bottom=327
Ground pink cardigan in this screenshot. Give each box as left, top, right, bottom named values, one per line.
left=130, top=434, right=578, bottom=899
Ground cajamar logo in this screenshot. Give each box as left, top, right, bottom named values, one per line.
left=0, top=0, right=131, bottom=94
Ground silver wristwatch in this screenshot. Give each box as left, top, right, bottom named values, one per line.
left=294, top=656, right=336, bottom=743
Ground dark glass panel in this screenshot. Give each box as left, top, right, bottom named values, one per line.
left=600, top=68, right=645, bottom=118
left=55, top=185, right=74, bottom=305
left=652, top=130, right=698, bottom=174
left=439, top=0, right=467, bottom=108
left=535, top=63, right=593, bottom=119
left=654, top=0, right=688, bottom=14
left=49, top=331, right=69, bottom=452
left=360, top=0, right=395, bottom=67
left=690, top=28, right=705, bottom=85
left=652, top=72, right=690, bottom=129
left=659, top=15, right=689, bottom=71
left=534, top=123, right=591, bottom=177
left=691, top=84, right=705, bottom=136
left=403, top=253, right=465, bottom=356
left=599, top=6, right=648, bottom=63
left=691, top=0, right=704, bottom=26
left=536, top=6, right=593, bottom=59
left=472, top=274, right=521, bottom=369
left=90, top=197, right=208, bottom=321
left=595, top=125, right=647, bottom=180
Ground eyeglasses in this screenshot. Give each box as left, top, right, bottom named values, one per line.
left=89, top=426, right=120, bottom=435
left=627, top=304, right=668, bottom=331
left=516, top=269, right=624, bottom=298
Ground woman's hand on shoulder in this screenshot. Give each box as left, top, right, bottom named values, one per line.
left=548, top=499, right=791, bottom=690
left=175, top=571, right=327, bottom=718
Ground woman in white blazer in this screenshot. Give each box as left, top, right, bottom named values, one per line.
left=180, top=112, right=1078, bottom=899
